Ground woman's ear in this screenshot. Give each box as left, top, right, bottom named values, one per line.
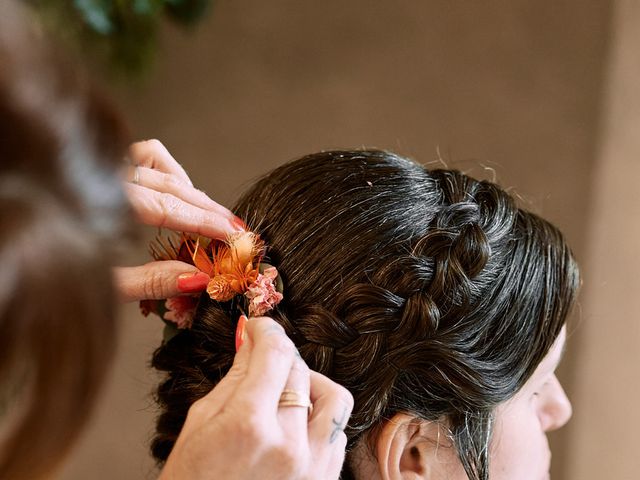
left=374, top=412, right=458, bottom=480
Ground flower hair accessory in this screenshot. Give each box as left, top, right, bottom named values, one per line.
left=139, top=231, right=284, bottom=341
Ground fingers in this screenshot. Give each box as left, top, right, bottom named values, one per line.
left=276, top=345, right=311, bottom=444
left=114, top=260, right=209, bottom=302
left=129, top=139, right=193, bottom=186
left=232, top=317, right=300, bottom=411
left=125, top=183, right=241, bottom=240
left=308, top=371, right=354, bottom=478
left=125, top=139, right=245, bottom=238
left=132, top=165, right=234, bottom=219
left=198, top=316, right=311, bottom=433
left=185, top=316, right=352, bottom=480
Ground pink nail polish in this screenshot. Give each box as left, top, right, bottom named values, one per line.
left=177, top=272, right=210, bottom=293
left=236, top=315, right=248, bottom=352
left=231, top=217, right=247, bottom=231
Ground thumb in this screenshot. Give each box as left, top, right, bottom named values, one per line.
left=114, top=260, right=210, bottom=302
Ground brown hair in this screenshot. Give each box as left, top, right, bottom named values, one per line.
left=0, top=3, right=131, bottom=478
left=151, top=150, right=579, bottom=479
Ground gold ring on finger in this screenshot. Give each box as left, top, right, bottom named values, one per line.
left=130, top=165, right=140, bottom=185
left=278, top=389, right=313, bottom=416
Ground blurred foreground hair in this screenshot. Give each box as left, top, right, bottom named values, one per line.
left=0, top=2, right=131, bottom=478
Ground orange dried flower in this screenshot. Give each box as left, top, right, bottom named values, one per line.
left=207, top=274, right=236, bottom=302
left=207, top=232, right=263, bottom=298
left=142, top=229, right=282, bottom=331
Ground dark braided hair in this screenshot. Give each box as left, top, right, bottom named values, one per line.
left=151, top=150, right=579, bottom=480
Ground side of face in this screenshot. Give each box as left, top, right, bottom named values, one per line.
left=488, top=327, right=572, bottom=480
left=359, top=327, right=572, bottom=480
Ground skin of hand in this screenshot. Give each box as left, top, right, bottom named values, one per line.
left=117, top=142, right=355, bottom=478
left=114, top=139, right=245, bottom=302
left=158, top=316, right=354, bottom=480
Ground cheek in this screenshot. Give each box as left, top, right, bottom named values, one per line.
left=489, top=400, right=551, bottom=479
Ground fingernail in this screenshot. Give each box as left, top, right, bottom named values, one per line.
left=231, top=217, right=247, bottom=232
left=177, top=272, right=210, bottom=293
left=235, top=314, right=248, bottom=352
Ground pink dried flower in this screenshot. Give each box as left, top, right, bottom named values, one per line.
left=245, top=267, right=283, bottom=317
left=164, top=296, right=198, bottom=329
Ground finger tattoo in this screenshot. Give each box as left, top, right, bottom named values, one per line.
left=264, top=324, right=286, bottom=337
left=329, top=407, right=348, bottom=444
left=264, top=325, right=302, bottom=358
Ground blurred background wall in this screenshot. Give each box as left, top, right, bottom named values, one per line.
left=563, top=1, right=640, bottom=479
left=55, top=1, right=639, bottom=479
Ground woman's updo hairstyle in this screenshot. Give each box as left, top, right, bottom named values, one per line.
left=151, top=150, right=579, bottom=480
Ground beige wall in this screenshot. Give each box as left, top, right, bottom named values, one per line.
left=57, top=1, right=631, bottom=479
left=563, top=1, right=640, bottom=479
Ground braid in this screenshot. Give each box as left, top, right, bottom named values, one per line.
left=295, top=285, right=403, bottom=434
left=150, top=151, right=579, bottom=480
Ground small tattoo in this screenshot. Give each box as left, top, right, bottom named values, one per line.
left=329, top=407, right=348, bottom=444
left=264, top=325, right=303, bottom=360
left=264, top=325, right=285, bottom=336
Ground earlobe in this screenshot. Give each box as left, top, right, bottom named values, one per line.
left=375, top=412, right=448, bottom=480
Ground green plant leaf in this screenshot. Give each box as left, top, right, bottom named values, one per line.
left=73, top=0, right=114, bottom=34
left=32, top=0, right=214, bottom=75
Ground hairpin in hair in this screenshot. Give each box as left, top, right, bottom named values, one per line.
left=140, top=231, right=284, bottom=342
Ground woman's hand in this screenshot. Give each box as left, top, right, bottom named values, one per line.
left=159, top=316, right=354, bottom=480
left=114, top=140, right=244, bottom=302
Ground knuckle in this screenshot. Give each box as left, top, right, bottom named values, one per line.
left=335, top=430, right=348, bottom=448
left=159, top=192, right=179, bottom=211
left=335, top=385, right=354, bottom=411
left=293, top=357, right=310, bottom=376
left=290, top=358, right=311, bottom=385
left=235, top=411, right=269, bottom=444
left=264, top=333, right=294, bottom=357
left=143, top=269, right=166, bottom=299
left=202, top=211, right=221, bottom=229
left=188, top=397, right=209, bottom=418
left=162, top=172, right=183, bottom=191
left=144, top=138, right=164, bottom=151
left=257, top=317, right=286, bottom=335
left=225, top=362, right=246, bottom=381
left=158, top=192, right=180, bottom=225
left=268, top=443, right=299, bottom=475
